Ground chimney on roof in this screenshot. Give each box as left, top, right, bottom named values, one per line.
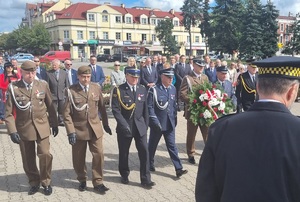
left=169, top=9, right=175, bottom=15
left=121, top=3, right=125, bottom=8
left=104, top=2, right=111, bottom=5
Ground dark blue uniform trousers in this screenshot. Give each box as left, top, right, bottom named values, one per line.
left=148, top=128, right=183, bottom=171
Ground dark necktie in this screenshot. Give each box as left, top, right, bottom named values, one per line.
left=27, top=84, right=32, bottom=93
left=84, top=86, right=88, bottom=93
left=252, top=75, right=256, bottom=83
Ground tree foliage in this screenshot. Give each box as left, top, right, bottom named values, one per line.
left=200, top=0, right=280, bottom=58
left=181, top=0, right=205, bottom=56
left=206, top=0, right=244, bottom=55
left=282, top=19, right=300, bottom=56
left=260, top=1, right=279, bottom=58
left=1, top=23, right=51, bottom=54
left=155, top=19, right=179, bottom=55
left=239, top=0, right=264, bottom=58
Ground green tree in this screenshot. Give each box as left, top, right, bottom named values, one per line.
left=283, top=19, right=300, bottom=56
left=199, top=0, right=210, bottom=47
left=239, top=0, right=264, bottom=58
left=208, top=0, right=244, bottom=55
left=0, top=33, right=9, bottom=50
left=181, top=0, right=205, bottom=56
left=260, top=1, right=279, bottom=58
left=31, top=23, right=51, bottom=55
left=155, top=19, right=178, bottom=55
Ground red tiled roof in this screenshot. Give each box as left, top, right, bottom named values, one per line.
left=108, top=5, right=182, bottom=24
left=58, top=3, right=99, bottom=20
left=26, top=3, right=36, bottom=10
left=277, top=16, right=296, bottom=20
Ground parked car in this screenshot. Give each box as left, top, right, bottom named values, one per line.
left=112, top=54, right=128, bottom=62
left=11, top=53, right=34, bottom=62
left=39, top=51, right=71, bottom=63
left=96, top=54, right=112, bottom=62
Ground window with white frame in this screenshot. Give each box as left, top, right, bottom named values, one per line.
left=285, top=35, right=289, bottom=42
left=280, top=35, right=283, bottom=43
left=77, top=31, right=83, bottom=39
left=64, top=30, right=69, bottom=39
left=116, top=16, right=121, bottom=23
left=152, top=34, right=156, bottom=42
left=280, top=24, right=283, bottom=31
left=142, top=34, right=147, bottom=41
left=157, top=19, right=161, bottom=25
left=151, top=19, right=156, bottom=25
left=116, top=32, right=121, bottom=40
left=174, top=35, right=178, bottom=42
left=103, top=32, right=109, bottom=40
left=195, top=36, right=200, bottom=43
left=141, top=18, right=147, bottom=25
left=173, top=20, right=179, bottom=27
left=102, top=15, right=108, bottom=22
left=126, top=33, right=132, bottom=40
left=89, top=31, right=95, bottom=39
left=126, top=16, right=132, bottom=24
left=88, top=14, right=95, bottom=22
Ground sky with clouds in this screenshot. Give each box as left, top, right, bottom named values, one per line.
left=0, top=0, right=299, bottom=33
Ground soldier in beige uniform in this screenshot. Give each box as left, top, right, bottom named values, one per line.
left=180, top=59, right=209, bottom=165
left=5, top=60, right=59, bottom=196
left=63, top=66, right=112, bottom=194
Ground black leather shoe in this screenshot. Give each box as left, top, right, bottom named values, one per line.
left=188, top=156, right=196, bottom=164
left=94, top=184, right=109, bottom=194
left=141, top=181, right=156, bottom=189
left=150, top=165, right=156, bottom=172
left=78, top=181, right=87, bottom=191
left=121, top=176, right=129, bottom=184
left=176, top=169, right=188, bottom=178
left=42, top=185, right=52, bottom=196
left=28, top=185, right=40, bottom=195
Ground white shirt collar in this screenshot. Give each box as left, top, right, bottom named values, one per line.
left=79, top=82, right=89, bottom=91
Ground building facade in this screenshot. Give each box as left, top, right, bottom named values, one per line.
left=22, top=0, right=205, bottom=59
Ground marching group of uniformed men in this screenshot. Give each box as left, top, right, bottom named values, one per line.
left=2, top=53, right=260, bottom=197
left=1, top=55, right=199, bottom=195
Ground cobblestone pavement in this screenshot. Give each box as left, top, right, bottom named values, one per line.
left=0, top=109, right=204, bottom=202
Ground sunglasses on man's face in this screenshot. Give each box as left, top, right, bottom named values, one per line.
left=34, top=60, right=40, bottom=62
left=66, top=64, right=72, bottom=66
left=115, top=64, right=120, bottom=66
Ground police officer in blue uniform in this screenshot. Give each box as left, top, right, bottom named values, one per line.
left=111, top=67, right=155, bottom=189
left=148, top=68, right=188, bottom=178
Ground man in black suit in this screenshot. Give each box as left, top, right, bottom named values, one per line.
left=196, top=56, right=300, bottom=202
left=33, top=57, right=47, bottom=80
left=152, top=55, right=163, bottom=74
left=140, top=57, right=158, bottom=89
left=175, top=55, right=191, bottom=111
left=235, top=59, right=258, bottom=112
left=46, top=59, right=69, bottom=126
left=111, top=67, right=155, bottom=189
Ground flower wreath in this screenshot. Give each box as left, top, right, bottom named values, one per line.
left=188, top=81, right=235, bottom=127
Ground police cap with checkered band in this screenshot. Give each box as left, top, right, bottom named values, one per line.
left=252, top=56, right=300, bottom=79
